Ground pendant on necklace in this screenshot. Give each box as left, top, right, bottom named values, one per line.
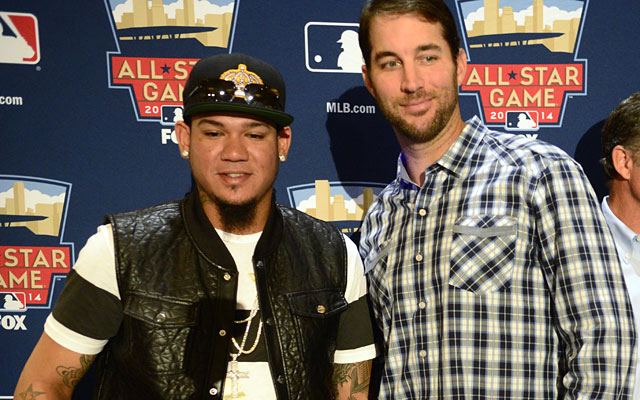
left=226, top=359, right=250, bottom=398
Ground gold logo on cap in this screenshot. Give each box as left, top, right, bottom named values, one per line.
left=219, top=64, right=263, bottom=99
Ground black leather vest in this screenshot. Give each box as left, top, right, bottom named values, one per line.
left=94, top=192, right=348, bottom=399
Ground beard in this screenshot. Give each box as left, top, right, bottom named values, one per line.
left=374, top=73, right=459, bottom=144
left=197, top=159, right=280, bottom=234
left=211, top=194, right=258, bottom=233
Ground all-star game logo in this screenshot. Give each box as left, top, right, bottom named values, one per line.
left=456, top=0, right=587, bottom=131
left=287, top=181, right=387, bottom=235
left=0, top=176, right=73, bottom=320
left=105, top=0, right=238, bottom=124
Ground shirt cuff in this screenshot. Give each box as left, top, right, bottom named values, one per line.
left=333, top=343, right=377, bottom=364
left=44, top=314, right=107, bottom=355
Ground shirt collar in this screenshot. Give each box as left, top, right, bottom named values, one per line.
left=396, top=116, right=487, bottom=186
left=396, top=153, right=414, bottom=185
left=601, top=195, right=638, bottom=258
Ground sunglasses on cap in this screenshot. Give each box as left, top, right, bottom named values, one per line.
left=186, top=78, right=284, bottom=111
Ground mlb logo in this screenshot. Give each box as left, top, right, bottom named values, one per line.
left=304, top=22, right=363, bottom=73
left=505, top=111, right=539, bottom=132
left=0, top=292, right=26, bottom=312
left=0, top=12, right=40, bottom=65
left=161, top=105, right=184, bottom=126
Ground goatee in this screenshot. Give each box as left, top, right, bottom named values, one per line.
left=214, top=198, right=258, bottom=233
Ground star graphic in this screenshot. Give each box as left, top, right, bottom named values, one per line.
left=161, top=64, right=171, bottom=74
left=508, top=70, right=518, bottom=80
left=16, top=384, right=46, bottom=399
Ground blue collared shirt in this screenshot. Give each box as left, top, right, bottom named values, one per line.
left=602, top=196, right=640, bottom=400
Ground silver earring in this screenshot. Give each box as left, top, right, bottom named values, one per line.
left=279, top=155, right=286, bottom=162
left=182, top=150, right=189, bottom=158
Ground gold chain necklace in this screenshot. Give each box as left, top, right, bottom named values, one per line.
left=226, top=298, right=263, bottom=398
left=231, top=307, right=263, bottom=355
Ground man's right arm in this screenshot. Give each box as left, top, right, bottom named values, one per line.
left=14, top=225, right=117, bottom=399
left=14, top=332, right=97, bottom=399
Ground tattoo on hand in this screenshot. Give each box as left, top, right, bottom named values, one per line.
left=16, top=384, right=46, bottom=400
left=56, top=354, right=96, bottom=389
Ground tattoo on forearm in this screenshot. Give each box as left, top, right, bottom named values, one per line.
left=15, top=384, right=45, bottom=399
left=56, top=354, right=96, bottom=389
left=333, top=363, right=353, bottom=386
left=333, top=361, right=371, bottom=399
left=350, top=362, right=371, bottom=395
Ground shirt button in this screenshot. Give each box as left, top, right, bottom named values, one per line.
left=418, top=208, right=427, bottom=216
left=154, top=312, right=167, bottom=323
left=223, top=273, right=231, bottom=281
left=415, top=254, right=423, bottom=262
left=316, top=305, right=326, bottom=314
left=219, top=330, right=227, bottom=337
left=419, top=350, right=427, bottom=358
left=277, top=375, right=286, bottom=384
left=418, top=301, right=426, bottom=309
left=209, top=387, right=218, bottom=396
left=256, top=260, right=264, bottom=269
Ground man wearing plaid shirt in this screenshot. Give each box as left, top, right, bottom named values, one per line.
left=357, top=0, right=637, bottom=398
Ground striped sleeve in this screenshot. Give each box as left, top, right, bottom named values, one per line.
left=334, top=234, right=377, bottom=363
left=45, top=225, right=123, bottom=354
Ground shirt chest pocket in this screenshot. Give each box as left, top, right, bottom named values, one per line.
left=449, top=215, right=517, bottom=294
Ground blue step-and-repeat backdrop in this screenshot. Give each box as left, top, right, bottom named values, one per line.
left=2, top=0, right=639, bottom=397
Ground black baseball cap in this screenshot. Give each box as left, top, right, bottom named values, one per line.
left=183, top=53, right=294, bottom=128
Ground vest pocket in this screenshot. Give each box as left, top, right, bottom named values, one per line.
left=285, top=289, right=348, bottom=361
left=123, top=294, right=199, bottom=375
left=449, top=215, right=517, bottom=294
left=286, top=288, right=349, bottom=318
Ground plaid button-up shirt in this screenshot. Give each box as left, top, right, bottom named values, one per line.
left=360, top=117, right=636, bottom=399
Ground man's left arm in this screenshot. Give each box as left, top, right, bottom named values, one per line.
left=332, top=234, right=377, bottom=399
left=333, top=360, right=372, bottom=400
left=536, top=158, right=637, bottom=397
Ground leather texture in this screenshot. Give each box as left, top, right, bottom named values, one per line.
left=93, top=192, right=347, bottom=400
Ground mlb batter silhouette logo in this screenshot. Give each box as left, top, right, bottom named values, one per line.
left=506, top=111, right=539, bottom=131
left=0, top=12, right=40, bottom=64
left=161, top=105, right=184, bottom=126
left=1, top=292, right=26, bottom=312
left=305, top=22, right=364, bottom=73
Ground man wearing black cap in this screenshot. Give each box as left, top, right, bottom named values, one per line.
left=14, top=54, right=376, bottom=400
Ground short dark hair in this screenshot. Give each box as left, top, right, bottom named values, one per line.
left=358, top=0, right=461, bottom=68
left=601, top=92, right=640, bottom=181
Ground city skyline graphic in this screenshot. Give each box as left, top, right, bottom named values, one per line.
left=288, top=180, right=386, bottom=233
left=108, top=0, right=235, bottom=48
left=0, top=180, right=66, bottom=237
left=459, top=0, right=584, bottom=53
